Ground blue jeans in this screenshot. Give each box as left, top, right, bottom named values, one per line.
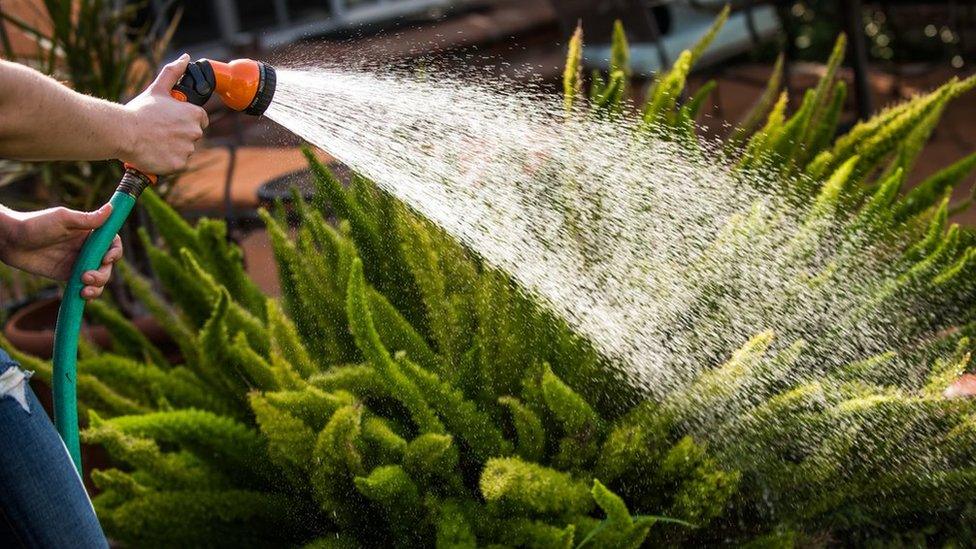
left=0, top=349, right=108, bottom=548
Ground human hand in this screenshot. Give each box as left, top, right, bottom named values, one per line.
left=0, top=204, right=123, bottom=300
left=120, top=53, right=209, bottom=174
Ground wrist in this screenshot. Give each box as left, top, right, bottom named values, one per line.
left=113, top=104, right=139, bottom=163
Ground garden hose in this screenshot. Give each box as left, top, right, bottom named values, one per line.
left=52, top=58, right=277, bottom=472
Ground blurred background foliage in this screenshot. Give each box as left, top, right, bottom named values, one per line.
left=784, top=0, right=971, bottom=69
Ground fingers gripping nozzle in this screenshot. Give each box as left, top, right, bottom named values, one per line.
left=121, top=58, right=277, bottom=192
left=172, top=58, right=277, bottom=115
left=120, top=58, right=276, bottom=195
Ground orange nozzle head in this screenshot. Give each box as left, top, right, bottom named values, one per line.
left=172, top=58, right=276, bottom=113
left=207, top=59, right=276, bottom=115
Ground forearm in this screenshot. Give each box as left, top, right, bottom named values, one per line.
left=0, top=60, right=132, bottom=162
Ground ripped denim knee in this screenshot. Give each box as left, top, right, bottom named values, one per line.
left=0, top=352, right=32, bottom=414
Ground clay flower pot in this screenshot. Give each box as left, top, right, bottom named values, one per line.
left=3, top=296, right=168, bottom=359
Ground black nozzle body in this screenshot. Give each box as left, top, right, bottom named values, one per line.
left=172, top=60, right=216, bottom=106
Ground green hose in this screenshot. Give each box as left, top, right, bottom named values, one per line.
left=52, top=178, right=144, bottom=473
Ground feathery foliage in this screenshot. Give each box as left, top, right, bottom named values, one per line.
left=8, top=11, right=976, bottom=547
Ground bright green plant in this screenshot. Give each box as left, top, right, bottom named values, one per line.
left=6, top=8, right=976, bottom=547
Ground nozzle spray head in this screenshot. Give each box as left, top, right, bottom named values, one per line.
left=172, top=58, right=276, bottom=115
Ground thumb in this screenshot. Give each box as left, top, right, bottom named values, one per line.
left=150, top=53, right=191, bottom=94
left=65, top=203, right=113, bottom=230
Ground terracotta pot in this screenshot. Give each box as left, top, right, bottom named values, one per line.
left=3, top=296, right=169, bottom=359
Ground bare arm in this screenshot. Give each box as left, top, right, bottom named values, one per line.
left=0, top=55, right=211, bottom=300
left=0, top=60, right=131, bottom=161
left=0, top=55, right=208, bottom=173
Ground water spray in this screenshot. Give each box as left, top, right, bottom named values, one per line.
left=52, top=58, right=277, bottom=472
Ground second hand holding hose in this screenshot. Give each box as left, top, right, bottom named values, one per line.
left=51, top=59, right=277, bottom=472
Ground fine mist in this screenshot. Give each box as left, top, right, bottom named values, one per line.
left=264, top=66, right=940, bottom=414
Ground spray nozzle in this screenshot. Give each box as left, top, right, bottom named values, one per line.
left=172, top=58, right=276, bottom=115
left=120, top=58, right=277, bottom=188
